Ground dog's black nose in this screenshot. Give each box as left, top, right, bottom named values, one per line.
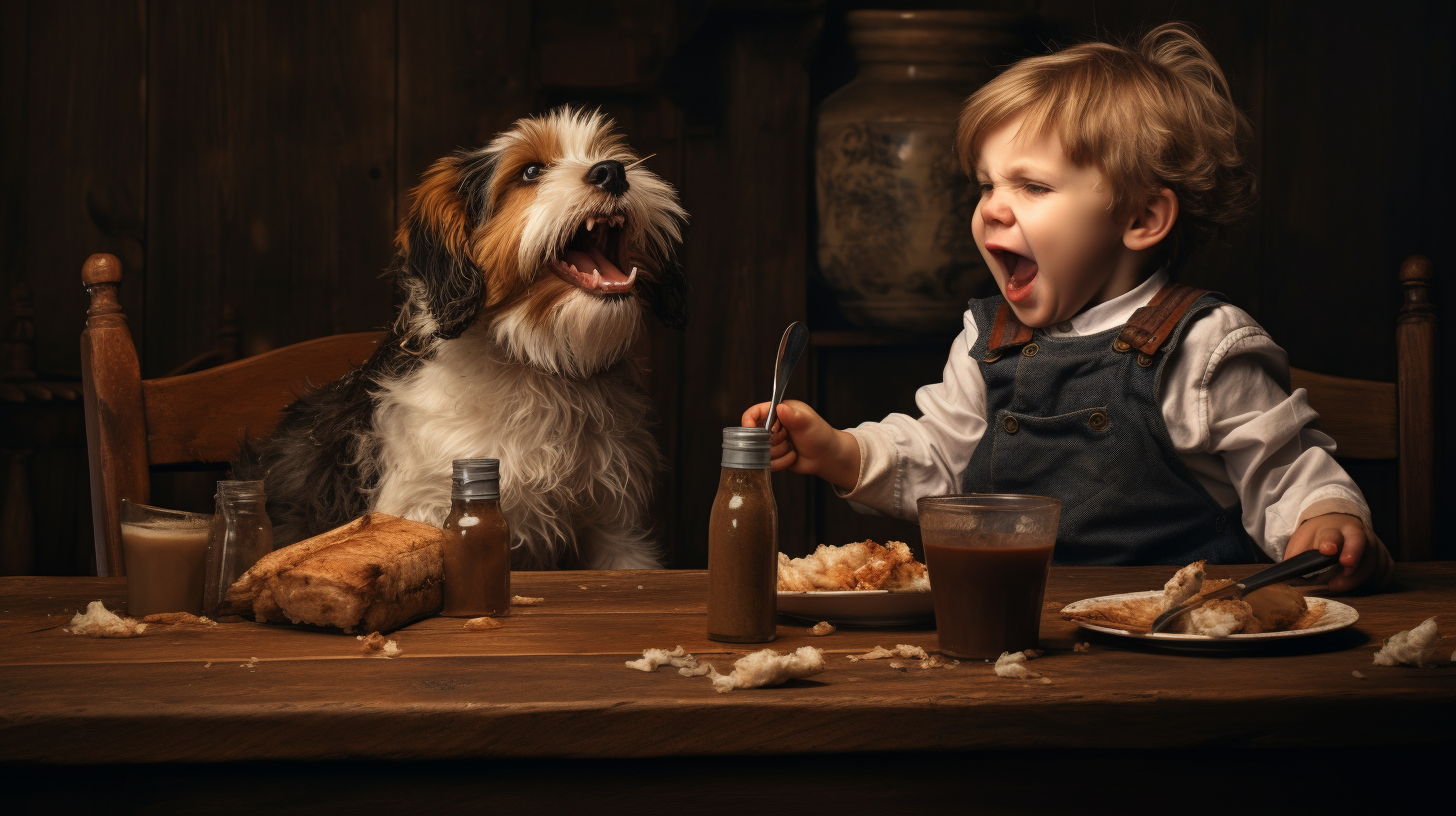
left=585, top=160, right=629, bottom=196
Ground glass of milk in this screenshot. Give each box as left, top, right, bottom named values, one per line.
left=119, top=499, right=213, bottom=617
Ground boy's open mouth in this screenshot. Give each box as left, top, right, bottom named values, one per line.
left=991, top=248, right=1038, bottom=301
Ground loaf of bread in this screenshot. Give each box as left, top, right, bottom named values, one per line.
left=225, top=512, right=444, bottom=634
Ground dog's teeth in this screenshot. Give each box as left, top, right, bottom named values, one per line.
left=586, top=217, right=595, bottom=232
left=627, top=267, right=638, bottom=284
left=570, top=264, right=580, bottom=274
left=591, top=270, right=602, bottom=289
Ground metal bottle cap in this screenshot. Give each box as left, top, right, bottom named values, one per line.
left=721, top=427, right=771, bottom=470
left=452, top=458, right=500, bottom=500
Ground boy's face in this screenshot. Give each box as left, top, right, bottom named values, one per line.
left=972, top=116, right=1142, bottom=327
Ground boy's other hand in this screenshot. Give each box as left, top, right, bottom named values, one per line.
left=1283, top=512, right=1372, bottom=593
left=740, top=400, right=860, bottom=490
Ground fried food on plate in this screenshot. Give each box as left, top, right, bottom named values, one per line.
left=776, top=540, right=929, bottom=592
left=1061, top=561, right=1322, bottom=637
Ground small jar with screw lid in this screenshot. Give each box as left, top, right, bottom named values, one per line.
left=706, top=427, right=778, bottom=643
left=441, top=458, right=511, bottom=617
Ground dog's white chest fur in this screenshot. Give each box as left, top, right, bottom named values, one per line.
left=368, top=324, right=660, bottom=569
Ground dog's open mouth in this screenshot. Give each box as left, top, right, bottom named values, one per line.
left=549, top=213, right=636, bottom=294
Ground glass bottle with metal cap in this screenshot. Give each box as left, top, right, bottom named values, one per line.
left=707, top=427, right=778, bottom=642
left=441, top=458, right=511, bottom=617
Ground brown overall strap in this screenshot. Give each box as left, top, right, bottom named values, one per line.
left=986, top=301, right=1034, bottom=356
left=1116, top=283, right=1209, bottom=356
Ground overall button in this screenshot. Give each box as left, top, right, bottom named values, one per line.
left=1214, top=515, right=1227, bottom=532
left=1022, top=343, right=1039, bottom=357
left=1088, top=411, right=1109, bottom=431
left=983, top=351, right=1002, bottom=363
left=1137, top=353, right=1153, bottom=367
left=1003, top=415, right=1019, bottom=434
left=1113, top=338, right=1132, bottom=352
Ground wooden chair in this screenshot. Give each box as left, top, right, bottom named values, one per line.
left=80, top=253, right=383, bottom=576
left=1288, top=256, right=1436, bottom=561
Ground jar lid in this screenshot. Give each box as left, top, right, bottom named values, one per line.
left=452, top=458, right=500, bottom=499
left=721, top=427, right=771, bottom=470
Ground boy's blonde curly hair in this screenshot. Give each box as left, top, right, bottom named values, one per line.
left=956, top=23, right=1257, bottom=273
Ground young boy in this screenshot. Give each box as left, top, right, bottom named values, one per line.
left=744, top=24, right=1391, bottom=591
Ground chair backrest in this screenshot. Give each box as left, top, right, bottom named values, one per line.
left=1288, top=255, right=1435, bottom=561
left=80, top=253, right=383, bottom=576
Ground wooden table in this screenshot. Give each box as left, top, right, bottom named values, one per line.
left=2, top=565, right=1453, bottom=811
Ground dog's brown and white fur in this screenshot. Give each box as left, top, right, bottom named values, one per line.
left=239, top=108, right=687, bottom=569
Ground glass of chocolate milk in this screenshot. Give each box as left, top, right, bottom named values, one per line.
left=917, top=494, right=1061, bottom=659
left=120, top=499, right=213, bottom=617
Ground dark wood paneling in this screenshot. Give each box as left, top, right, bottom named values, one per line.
left=145, top=0, right=397, bottom=378
left=676, top=9, right=819, bottom=567
left=9, top=0, right=147, bottom=376
left=396, top=0, right=535, bottom=207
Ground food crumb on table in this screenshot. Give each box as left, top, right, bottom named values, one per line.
left=511, top=595, right=544, bottom=605
left=808, top=621, right=836, bottom=636
left=1352, top=670, right=1366, bottom=679
left=847, top=644, right=927, bottom=661
left=578, top=585, right=590, bottom=590
left=464, top=617, right=502, bottom=630
left=241, top=656, right=259, bottom=669
left=64, top=601, right=147, bottom=638
left=1372, top=616, right=1442, bottom=667
left=994, top=649, right=1048, bottom=681
left=1073, top=642, right=1091, bottom=652
left=358, top=632, right=401, bottom=658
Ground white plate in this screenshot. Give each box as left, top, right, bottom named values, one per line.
left=1061, top=590, right=1358, bottom=651
left=777, top=590, right=934, bottom=627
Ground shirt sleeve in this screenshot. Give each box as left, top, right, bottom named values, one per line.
left=836, top=317, right=989, bottom=522
left=1165, top=306, right=1391, bottom=572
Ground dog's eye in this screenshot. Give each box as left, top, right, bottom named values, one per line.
left=521, top=164, right=544, bottom=181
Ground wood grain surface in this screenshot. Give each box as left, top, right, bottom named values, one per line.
left=2, top=565, right=1451, bottom=765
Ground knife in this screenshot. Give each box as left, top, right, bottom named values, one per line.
left=1148, top=549, right=1341, bottom=634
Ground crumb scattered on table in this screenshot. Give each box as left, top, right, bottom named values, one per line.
left=1372, top=616, right=1442, bottom=667
left=64, top=601, right=147, bottom=638
left=1352, top=670, right=1366, bottom=679
left=994, top=649, right=1048, bottom=681
left=464, top=617, right=503, bottom=630
left=241, top=656, right=259, bottom=669
left=511, top=595, right=544, bottom=605
left=626, top=646, right=700, bottom=672
left=358, top=631, right=401, bottom=658
left=141, top=611, right=217, bottom=627
left=1073, top=642, right=1091, bottom=653
left=808, top=621, right=836, bottom=636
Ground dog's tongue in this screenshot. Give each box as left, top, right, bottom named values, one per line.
left=562, top=248, right=629, bottom=283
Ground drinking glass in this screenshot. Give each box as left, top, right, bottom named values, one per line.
left=917, top=494, right=1061, bottom=659
left=119, top=499, right=213, bottom=617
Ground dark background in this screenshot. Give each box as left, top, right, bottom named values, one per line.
left=1, top=0, right=1451, bottom=574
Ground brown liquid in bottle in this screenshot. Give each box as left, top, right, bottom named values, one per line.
left=707, top=427, right=777, bottom=643
left=441, top=459, right=511, bottom=617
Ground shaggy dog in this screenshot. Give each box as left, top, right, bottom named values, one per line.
left=239, top=108, right=687, bottom=569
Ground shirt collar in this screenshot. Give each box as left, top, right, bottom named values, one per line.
left=1062, top=269, right=1169, bottom=335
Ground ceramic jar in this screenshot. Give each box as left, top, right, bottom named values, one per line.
left=816, top=10, right=1027, bottom=332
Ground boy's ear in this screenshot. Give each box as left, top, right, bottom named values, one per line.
left=1123, top=188, right=1178, bottom=252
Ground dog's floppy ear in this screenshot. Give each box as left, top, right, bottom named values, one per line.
left=395, top=154, right=484, bottom=340
left=644, top=259, right=689, bottom=330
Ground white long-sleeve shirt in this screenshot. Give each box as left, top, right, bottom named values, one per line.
left=839, top=270, right=1388, bottom=567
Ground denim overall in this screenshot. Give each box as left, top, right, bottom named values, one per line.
left=960, top=285, right=1255, bottom=565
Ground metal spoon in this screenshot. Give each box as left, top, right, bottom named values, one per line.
left=766, top=322, right=809, bottom=433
